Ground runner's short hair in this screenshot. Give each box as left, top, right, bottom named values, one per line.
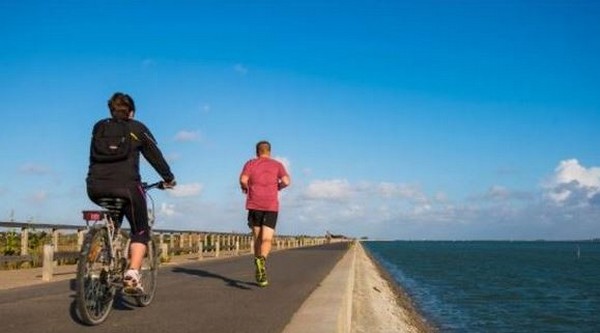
left=256, top=140, right=271, bottom=155
left=108, top=92, right=135, bottom=120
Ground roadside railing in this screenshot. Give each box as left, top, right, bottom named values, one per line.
left=0, top=221, right=327, bottom=281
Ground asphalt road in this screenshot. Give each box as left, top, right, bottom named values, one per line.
left=0, top=242, right=349, bottom=333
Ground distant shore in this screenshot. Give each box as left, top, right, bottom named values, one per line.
left=352, top=242, right=436, bottom=333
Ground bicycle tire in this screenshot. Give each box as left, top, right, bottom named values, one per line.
left=135, top=239, right=159, bottom=307
left=75, top=227, right=115, bottom=325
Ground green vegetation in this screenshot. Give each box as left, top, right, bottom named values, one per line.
left=0, top=230, right=79, bottom=270
left=1, top=230, right=19, bottom=255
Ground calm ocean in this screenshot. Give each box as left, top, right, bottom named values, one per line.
left=363, top=241, right=600, bottom=333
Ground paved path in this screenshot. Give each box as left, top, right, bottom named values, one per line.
left=0, top=242, right=350, bottom=333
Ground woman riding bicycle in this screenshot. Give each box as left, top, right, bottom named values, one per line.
left=86, top=92, right=176, bottom=294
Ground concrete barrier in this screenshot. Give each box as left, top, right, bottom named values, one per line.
left=283, top=241, right=356, bottom=333
left=42, top=244, right=53, bottom=282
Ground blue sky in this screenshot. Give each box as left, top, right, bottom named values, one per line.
left=1, top=0, right=599, bottom=240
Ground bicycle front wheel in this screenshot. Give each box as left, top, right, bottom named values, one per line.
left=76, top=227, right=115, bottom=325
left=135, top=239, right=159, bottom=307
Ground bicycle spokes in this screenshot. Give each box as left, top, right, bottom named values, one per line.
left=84, top=273, right=112, bottom=312
left=76, top=228, right=115, bottom=325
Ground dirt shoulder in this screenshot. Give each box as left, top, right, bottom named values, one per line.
left=351, top=242, right=436, bottom=333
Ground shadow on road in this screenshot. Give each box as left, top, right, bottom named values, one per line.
left=171, top=267, right=256, bottom=290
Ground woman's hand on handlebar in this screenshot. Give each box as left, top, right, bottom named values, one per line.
left=161, top=180, right=177, bottom=189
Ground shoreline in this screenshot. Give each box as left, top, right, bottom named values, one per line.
left=352, top=242, right=436, bottom=333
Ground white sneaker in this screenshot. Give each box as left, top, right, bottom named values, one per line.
left=123, top=269, right=144, bottom=295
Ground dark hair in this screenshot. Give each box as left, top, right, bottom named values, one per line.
left=256, top=140, right=271, bottom=155
left=107, top=92, right=135, bottom=120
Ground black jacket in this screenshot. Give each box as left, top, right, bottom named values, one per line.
left=86, top=118, right=174, bottom=186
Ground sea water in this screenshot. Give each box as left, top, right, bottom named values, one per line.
left=363, top=241, right=600, bottom=333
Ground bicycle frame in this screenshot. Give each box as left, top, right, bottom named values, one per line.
left=76, top=181, right=164, bottom=325
left=82, top=210, right=126, bottom=280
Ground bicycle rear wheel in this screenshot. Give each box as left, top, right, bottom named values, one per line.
left=76, top=227, right=115, bottom=325
left=135, top=239, right=159, bottom=306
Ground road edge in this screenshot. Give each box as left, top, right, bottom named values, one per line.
left=282, top=241, right=356, bottom=333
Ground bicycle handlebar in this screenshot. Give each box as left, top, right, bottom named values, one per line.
left=142, top=181, right=176, bottom=191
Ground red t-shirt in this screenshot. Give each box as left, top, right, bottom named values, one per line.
left=241, top=157, right=288, bottom=212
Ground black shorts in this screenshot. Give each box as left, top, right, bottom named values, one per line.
left=247, top=210, right=278, bottom=229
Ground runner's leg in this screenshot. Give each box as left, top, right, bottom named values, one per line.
left=259, top=226, right=274, bottom=258
left=252, top=225, right=262, bottom=255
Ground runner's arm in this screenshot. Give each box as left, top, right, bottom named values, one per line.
left=240, top=174, right=249, bottom=194
left=278, top=175, right=290, bottom=191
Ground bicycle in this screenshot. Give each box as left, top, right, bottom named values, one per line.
left=76, top=181, right=165, bottom=325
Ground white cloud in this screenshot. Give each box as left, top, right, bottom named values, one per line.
left=160, top=202, right=177, bottom=217
left=553, top=159, right=600, bottom=187
left=481, top=185, right=532, bottom=202
left=289, top=179, right=449, bottom=238
left=280, top=169, right=599, bottom=240
left=303, top=179, right=353, bottom=201
left=434, top=191, right=449, bottom=203
left=545, top=159, right=600, bottom=204
left=174, top=130, right=201, bottom=142
left=167, top=183, right=203, bottom=198
left=376, top=182, right=427, bottom=202
left=298, top=180, right=432, bottom=214
left=136, top=158, right=600, bottom=240
left=487, top=185, right=511, bottom=200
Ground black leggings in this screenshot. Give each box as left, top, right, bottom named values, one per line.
left=87, top=183, right=150, bottom=244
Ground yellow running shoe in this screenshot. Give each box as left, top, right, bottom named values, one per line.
left=254, top=256, right=268, bottom=287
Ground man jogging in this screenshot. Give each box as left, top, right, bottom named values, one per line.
left=239, top=140, right=290, bottom=287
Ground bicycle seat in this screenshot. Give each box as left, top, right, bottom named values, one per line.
left=82, top=197, right=128, bottom=223
left=96, top=197, right=128, bottom=212
left=97, top=197, right=128, bottom=219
